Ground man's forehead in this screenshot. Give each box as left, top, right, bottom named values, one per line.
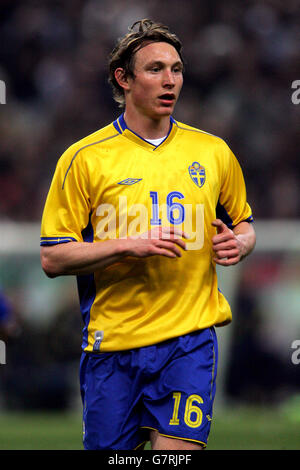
left=134, top=41, right=182, bottom=64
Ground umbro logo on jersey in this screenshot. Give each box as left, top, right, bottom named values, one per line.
left=117, top=178, right=142, bottom=185
left=188, top=161, right=206, bottom=188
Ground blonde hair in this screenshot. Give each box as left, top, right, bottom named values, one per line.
left=108, top=19, right=183, bottom=107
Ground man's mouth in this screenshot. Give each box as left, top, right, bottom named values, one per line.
left=158, top=93, right=176, bottom=104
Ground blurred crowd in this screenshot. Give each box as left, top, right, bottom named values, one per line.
left=0, top=0, right=300, bottom=222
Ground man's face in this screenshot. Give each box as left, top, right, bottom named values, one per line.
left=126, top=41, right=183, bottom=119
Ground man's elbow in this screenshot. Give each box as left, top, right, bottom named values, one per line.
left=40, top=251, right=60, bottom=278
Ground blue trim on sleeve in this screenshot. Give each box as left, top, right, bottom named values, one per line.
left=40, top=236, right=77, bottom=246
left=216, top=201, right=254, bottom=229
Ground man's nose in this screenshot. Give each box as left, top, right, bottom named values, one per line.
left=162, top=69, right=175, bottom=87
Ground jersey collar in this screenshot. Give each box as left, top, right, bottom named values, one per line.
left=113, top=113, right=177, bottom=151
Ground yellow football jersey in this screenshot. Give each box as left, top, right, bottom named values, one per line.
left=41, top=115, right=253, bottom=352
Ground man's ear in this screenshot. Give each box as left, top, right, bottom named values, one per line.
left=114, top=68, right=130, bottom=92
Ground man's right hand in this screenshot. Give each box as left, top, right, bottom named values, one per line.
left=125, top=226, right=189, bottom=258
left=41, top=227, right=189, bottom=278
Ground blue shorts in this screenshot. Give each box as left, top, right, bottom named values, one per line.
left=79, top=327, right=218, bottom=450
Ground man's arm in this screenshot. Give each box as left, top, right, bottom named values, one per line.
left=211, top=219, right=256, bottom=266
left=41, top=227, right=188, bottom=278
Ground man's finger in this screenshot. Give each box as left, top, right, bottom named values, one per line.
left=213, top=255, right=240, bottom=266
left=160, top=226, right=191, bottom=239
left=211, top=219, right=234, bottom=245
left=212, top=240, right=237, bottom=251
left=211, top=219, right=227, bottom=234
left=213, top=248, right=239, bottom=260
left=157, top=240, right=183, bottom=257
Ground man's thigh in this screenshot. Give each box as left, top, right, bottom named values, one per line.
left=141, top=328, right=218, bottom=448
left=79, top=352, right=146, bottom=450
left=150, top=430, right=203, bottom=450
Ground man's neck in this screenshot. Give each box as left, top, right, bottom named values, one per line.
left=123, top=110, right=171, bottom=140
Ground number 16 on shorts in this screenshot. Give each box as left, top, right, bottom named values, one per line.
left=169, top=392, right=206, bottom=428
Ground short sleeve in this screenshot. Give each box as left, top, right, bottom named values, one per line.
left=216, top=143, right=253, bottom=229
left=40, top=146, right=91, bottom=246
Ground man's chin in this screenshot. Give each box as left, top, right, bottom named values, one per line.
left=156, top=105, right=174, bottom=116
left=146, top=104, right=175, bottom=120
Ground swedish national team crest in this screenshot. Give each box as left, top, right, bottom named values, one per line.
left=188, top=161, right=206, bottom=188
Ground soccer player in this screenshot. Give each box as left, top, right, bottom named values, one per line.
left=40, top=19, right=256, bottom=450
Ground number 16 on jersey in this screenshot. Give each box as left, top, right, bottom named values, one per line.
left=149, top=191, right=204, bottom=250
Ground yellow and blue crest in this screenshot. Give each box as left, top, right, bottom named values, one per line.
left=188, top=161, right=206, bottom=188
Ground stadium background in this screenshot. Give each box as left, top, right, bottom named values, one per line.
left=0, top=0, right=300, bottom=450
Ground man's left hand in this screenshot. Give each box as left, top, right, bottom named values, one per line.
left=211, top=219, right=243, bottom=266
